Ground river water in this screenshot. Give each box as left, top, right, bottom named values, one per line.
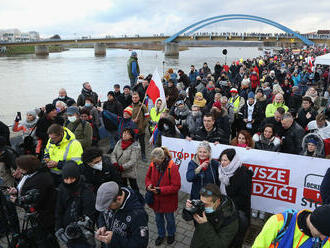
left=0, top=47, right=263, bottom=125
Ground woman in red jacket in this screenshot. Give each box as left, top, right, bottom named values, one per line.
left=145, top=147, right=181, bottom=246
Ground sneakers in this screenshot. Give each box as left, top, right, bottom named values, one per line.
left=167, top=235, right=175, bottom=244
left=155, top=236, right=164, bottom=246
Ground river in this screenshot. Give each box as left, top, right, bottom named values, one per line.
left=0, top=47, right=263, bottom=125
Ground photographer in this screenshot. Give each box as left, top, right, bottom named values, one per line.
left=182, top=184, right=239, bottom=248
left=0, top=136, right=17, bottom=187
left=95, top=181, right=149, bottom=248
left=8, top=155, right=58, bottom=248
left=55, top=161, right=96, bottom=248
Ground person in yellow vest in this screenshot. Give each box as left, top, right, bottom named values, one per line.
left=265, top=93, right=289, bottom=118
left=149, top=98, right=166, bottom=133
left=252, top=205, right=330, bottom=248
left=228, top=88, right=245, bottom=138
left=44, top=124, right=83, bottom=186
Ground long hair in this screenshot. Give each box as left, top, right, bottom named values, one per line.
left=231, top=130, right=254, bottom=147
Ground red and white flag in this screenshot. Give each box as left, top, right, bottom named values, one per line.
left=146, top=69, right=167, bottom=107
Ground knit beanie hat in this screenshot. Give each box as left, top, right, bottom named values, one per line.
left=248, top=91, right=255, bottom=99
left=212, top=101, right=222, bottom=111
left=124, top=106, right=133, bottom=116
left=27, top=110, right=37, bottom=118
left=107, top=91, right=115, bottom=97
left=307, top=138, right=318, bottom=146
left=310, top=204, right=330, bottom=236
left=62, top=161, right=80, bottom=180
left=45, top=104, right=56, bottom=114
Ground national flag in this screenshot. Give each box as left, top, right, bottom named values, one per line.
left=146, top=69, right=167, bottom=107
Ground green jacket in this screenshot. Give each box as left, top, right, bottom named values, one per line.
left=191, top=196, right=239, bottom=248
left=127, top=56, right=140, bottom=79
left=65, top=120, right=92, bottom=150
left=265, top=102, right=289, bottom=117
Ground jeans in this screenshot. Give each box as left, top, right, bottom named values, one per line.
left=155, top=212, right=176, bottom=237
left=108, top=130, right=119, bottom=149
left=130, top=77, right=137, bottom=88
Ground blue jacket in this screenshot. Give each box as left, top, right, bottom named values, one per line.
left=102, top=110, right=138, bottom=136
left=321, top=168, right=330, bottom=204
left=186, top=158, right=220, bottom=200
left=98, top=187, right=149, bottom=248
left=189, top=70, right=199, bottom=83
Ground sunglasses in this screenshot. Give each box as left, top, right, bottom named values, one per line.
left=200, top=188, right=214, bottom=196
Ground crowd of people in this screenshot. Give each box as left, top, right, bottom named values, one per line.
left=0, top=47, right=330, bottom=247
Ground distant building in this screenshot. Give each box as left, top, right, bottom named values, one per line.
left=317, top=30, right=330, bottom=35
left=0, top=29, right=40, bottom=42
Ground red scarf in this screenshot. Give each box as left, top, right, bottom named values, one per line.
left=199, top=158, right=209, bottom=171
left=237, top=143, right=247, bottom=148
left=121, top=140, right=134, bottom=150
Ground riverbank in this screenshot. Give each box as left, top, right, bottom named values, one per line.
left=1, top=45, right=68, bottom=56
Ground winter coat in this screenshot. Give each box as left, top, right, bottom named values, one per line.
left=149, top=98, right=166, bottom=132
left=178, top=73, right=191, bottom=89
left=145, top=160, right=181, bottom=213
left=111, top=140, right=140, bottom=179
left=223, top=166, right=253, bottom=218
left=12, top=118, right=38, bottom=140
left=189, top=70, right=199, bottom=83
left=19, top=166, right=57, bottom=231
left=253, top=133, right=281, bottom=152
left=214, top=109, right=231, bottom=140
left=281, top=121, right=305, bottom=155
left=35, top=115, right=56, bottom=149
left=55, top=177, right=96, bottom=230
left=191, top=126, right=229, bottom=144
left=98, top=187, right=148, bottom=248
left=131, top=102, right=149, bottom=134
left=202, top=88, right=216, bottom=104
left=265, top=102, right=289, bottom=117
left=127, top=56, right=140, bottom=79
left=102, top=110, right=138, bottom=136
left=77, top=88, right=98, bottom=107
left=188, top=195, right=239, bottom=248
left=186, top=112, right=203, bottom=135
left=199, top=66, right=211, bottom=78
left=186, top=157, right=220, bottom=200
left=320, top=167, right=330, bottom=204
left=119, top=94, right=132, bottom=109
left=52, top=96, right=76, bottom=107
left=288, top=93, right=302, bottom=116
left=81, top=156, right=122, bottom=192
left=65, top=119, right=93, bottom=149
left=152, top=117, right=182, bottom=147
left=300, top=133, right=325, bottom=158
left=0, top=121, right=11, bottom=146
left=132, top=83, right=147, bottom=101
left=296, top=107, right=318, bottom=129
left=260, top=116, right=285, bottom=137
left=103, top=99, right=123, bottom=117
left=165, top=85, right=179, bottom=109
left=173, top=105, right=190, bottom=126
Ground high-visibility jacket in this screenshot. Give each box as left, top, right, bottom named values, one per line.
left=44, top=127, right=83, bottom=174
left=229, top=95, right=244, bottom=114
left=149, top=107, right=165, bottom=132
left=265, top=102, right=289, bottom=117
left=252, top=210, right=330, bottom=248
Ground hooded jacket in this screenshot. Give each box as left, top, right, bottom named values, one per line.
left=187, top=195, right=239, bottom=248
left=98, top=187, right=149, bottom=248
left=301, top=133, right=325, bottom=158
left=186, top=157, right=220, bottom=200
left=149, top=97, right=166, bottom=131
left=265, top=102, right=289, bottom=118
left=77, top=88, right=99, bottom=107
left=44, top=128, right=83, bottom=173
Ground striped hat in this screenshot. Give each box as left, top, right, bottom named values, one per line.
left=124, top=106, right=133, bottom=116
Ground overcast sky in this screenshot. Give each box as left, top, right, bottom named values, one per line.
left=1, top=0, right=329, bottom=38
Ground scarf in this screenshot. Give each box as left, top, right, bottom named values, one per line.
left=199, top=158, right=209, bottom=171
left=247, top=103, right=255, bottom=129
left=193, top=98, right=207, bottom=108
left=23, top=117, right=38, bottom=130
left=121, top=140, right=134, bottom=150
left=218, top=154, right=242, bottom=195
left=237, top=143, right=247, bottom=148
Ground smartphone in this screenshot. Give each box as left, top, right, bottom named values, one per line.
left=17, top=112, right=22, bottom=121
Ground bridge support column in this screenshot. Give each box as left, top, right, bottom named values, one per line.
left=35, top=45, right=49, bottom=56
left=164, top=42, right=179, bottom=57
left=94, top=43, right=106, bottom=56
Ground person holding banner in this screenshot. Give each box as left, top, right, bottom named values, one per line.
left=186, top=141, right=220, bottom=200
left=218, top=148, right=253, bottom=248
left=252, top=204, right=330, bottom=248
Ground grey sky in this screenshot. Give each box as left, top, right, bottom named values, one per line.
left=1, top=0, right=329, bottom=38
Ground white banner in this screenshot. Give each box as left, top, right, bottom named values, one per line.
left=162, top=137, right=330, bottom=214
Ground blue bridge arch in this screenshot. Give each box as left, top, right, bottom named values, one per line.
left=165, top=14, right=314, bottom=46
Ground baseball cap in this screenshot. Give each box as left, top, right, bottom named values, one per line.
left=95, top=182, right=120, bottom=211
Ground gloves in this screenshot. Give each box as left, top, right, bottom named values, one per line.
left=55, top=228, right=68, bottom=244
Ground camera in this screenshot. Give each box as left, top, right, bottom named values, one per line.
left=182, top=199, right=205, bottom=221
left=64, top=216, right=95, bottom=246
left=17, top=189, right=40, bottom=210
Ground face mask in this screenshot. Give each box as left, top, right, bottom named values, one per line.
left=205, top=206, right=215, bottom=214
left=58, top=96, right=65, bottom=99
left=85, top=103, right=91, bottom=107
left=163, top=124, right=169, bottom=131
left=93, top=161, right=102, bottom=171
left=56, top=108, right=62, bottom=113
left=68, top=116, right=77, bottom=123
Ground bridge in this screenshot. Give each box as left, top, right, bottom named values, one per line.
left=1, top=14, right=328, bottom=56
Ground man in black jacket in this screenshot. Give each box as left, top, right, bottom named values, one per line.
left=119, top=85, right=133, bottom=109
left=0, top=120, right=10, bottom=146
left=178, top=69, right=191, bottom=89
left=81, top=147, right=122, bottom=192
left=77, top=82, right=99, bottom=107
left=52, top=88, right=76, bottom=107
left=259, top=107, right=285, bottom=137
left=296, top=96, right=318, bottom=129
left=55, top=161, right=96, bottom=248
left=281, top=112, right=305, bottom=154
left=189, top=113, right=229, bottom=144
left=132, top=79, right=148, bottom=101
left=95, top=181, right=149, bottom=248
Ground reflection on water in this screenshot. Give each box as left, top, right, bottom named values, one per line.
left=0, top=47, right=262, bottom=125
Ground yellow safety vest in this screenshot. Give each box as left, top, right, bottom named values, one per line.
left=229, top=96, right=241, bottom=113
